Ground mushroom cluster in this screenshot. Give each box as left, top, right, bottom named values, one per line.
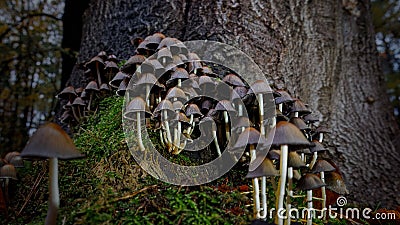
left=0, top=151, right=24, bottom=217
left=56, top=33, right=348, bottom=224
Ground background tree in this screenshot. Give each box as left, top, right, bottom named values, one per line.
left=62, top=0, right=400, bottom=207
left=0, top=0, right=64, bottom=155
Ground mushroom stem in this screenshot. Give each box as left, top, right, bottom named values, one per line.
left=319, top=133, right=324, bottom=143
left=276, top=144, right=288, bottom=225
left=96, top=62, right=102, bottom=85
left=136, top=112, right=146, bottom=151
left=145, top=85, right=151, bottom=107
left=320, top=171, right=327, bottom=221
left=306, top=190, right=313, bottom=225
left=88, top=92, right=94, bottom=111
left=258, top=93, right=265, bottom=136
left=309, top=152, right=318, bottom=169
left=294, top=112, right=299, bottom=118
left=238, top=103, right=243, bottom=117
left=45, top=157, right=59, bottom=225
left=187, top=114, right=194, bottom=135
left=178, top=78, right=182, bottom=87
left=159, top=129, right=165, bottom=147
left=71, top=107, right=80, bottom=122
left=223, top=111, right=230, bottom=142
left=260, top=176, right=267, bottom=219
left=286, top=167, right=293, bottom=225
left=163, top=110, right=172, bottom=149
left=278, top=103, right=283, bottom=112
left=250, top=144, right=261, bottom=219
left=212, top=130, right=222, bottom=156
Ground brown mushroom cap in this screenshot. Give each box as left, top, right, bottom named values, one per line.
left=267, top=149, right=281, bottom=160
left=311, top=159, right=336, bottom=173
left=85, top=81, right=99, bottom=92
left=309, top=140, right=326, bottom=153
left=297, top=173, right=326, bottom=191
left=275, top=90, right=294, bottom=104
left=4, top=151, right=20, bottom=163
left=223, top=74, right=246, bottom=87
left=72, top=97, right=85, bottom=106
left=288, top=151, right=306, bottom=169
left=166, top=87, right=187, bottom=101
left=290, top=99, right=311, bottom=115
left=121, top=54, right=146, bottom=74
left=21, top=123, right=84, bottom=160
left=272, top=121, right=311, bottom=147
left=325, top=171, right=348, bottom=194
left=0, top=164, right=17, bottom=180
left=56, top=86, right=77, bottom=100
left=233, top=127, right=268, bottom=148
left=185, top=104, right=202, bottom=117
left=124, top=97, right=152, bottom=119
left=109, top=71, right=129, bottom=88
left=290, top=117, right=310, bottom=131
left=248, top=80, right=272, bottom=94
left=215, top=100, right=236, bottom=112
left=246, top=158, right=279, bottom=178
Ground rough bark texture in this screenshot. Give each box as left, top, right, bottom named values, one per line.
left=67, top=0, right=400, bottom=207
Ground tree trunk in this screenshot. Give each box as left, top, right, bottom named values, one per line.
left=66, top=0, right=400, bottom=207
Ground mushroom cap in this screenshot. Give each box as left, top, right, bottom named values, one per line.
left=185, top=104, right=202, bottom=117
left=267, top=149, right=280, bottom=160
left=136, top=73, right=159, bottom=86
left=121, top=55, right=146, bottom=74
left=275, top=90, right=294, bottom=104
left=311, top=159, right=336, bottom=173
left=157, top=37, right=181, bottom=50
left=248, top=80, right=272, bottom=94
left=309, top=140, right=326, bottom=153
left=315, top=126, right=330, bottom=134
left=4, top=151, right=20, bottom=163
left=56, top=86, right=77, bottom=100
left=86, top=56, right=105, bottom=71
left=154, top=99, right=174, bottom=113
left=85, top=81, right=99, bottom=92
left=116, top=80, right=128, bottom=96
left=200, top=99, right=214, bottom=114
left=9, top=155, right=24, bottom=168
left=157, top=47, right=173, bottom=62
left=72, top=97, right=85, bottom=106
left=232, top=86, right=248, bottom=101
left=188, top=52, right=201, bottom=61
left=233, top=127, right=268, bottom=148
left=188, top=61, right=203, bottom=73
left=100, top=83, right=110, bottom=92
left=170, top=68, right=189, bottom=80
left=198, top=75, right=215, bottom=87
left=109, top=71, right=129, bottom=88
left=232, top=116, right=252, bottom=129
left=144, top=34, right=163, bottom=49
left=172, top=101, right=184, bottom=112
left=303, top=114, right=319, bottom=123
left=107, top=54, right=118, bottom=62
left=290, top=99, right=311, bottom=114
left=246, top=158, right=279, bottom=178
left=21, top=123, right=84, bottom=160
left=104, top=60, right=119, bottom=72
left=272, top=121, right=311, bottom=147
left=325, top=171, right=349, bottom=194
left=215, top=100, right=236, bottom=112
left=0, top=164, right=17, bottom=180
left=124, top=97, right=151, bottom=115
left=290, top=117, right=310, bottom=131
left=297, top=173, right=326, bottom=191
left=166, top=87, right=187, bottom=101
left=288, top=151, right=306, bottom=169
left=223, top=74, right=246, bottom=87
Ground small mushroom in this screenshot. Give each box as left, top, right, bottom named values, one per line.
left=109, top=71, right=129, bottom=89
left=84, top=81, right=99, bottom=111
left=21, top=123, right=84, bottom=225
left=123, top=97, right=152, bottom=151
left=215, top=100, right=236, bottom=142
left=297, top=173, right=326, bottom=225
left=85, top=55, right=105, bottom=85
left=311, top=159, right=336, bottom=220
left=0, top=164, right=17, bottom=204
left=153, top=100, right=174, bottom=149
left=272, top=121, right=311, bottom=225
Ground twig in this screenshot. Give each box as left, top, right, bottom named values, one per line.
left=16, top=168, right=46, bottom=216
left=110, top=185, right=157, bottom=203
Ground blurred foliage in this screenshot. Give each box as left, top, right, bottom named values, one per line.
left=0, top=0, right=64, bottom=155
left=372, top=0, right=400, bottom=124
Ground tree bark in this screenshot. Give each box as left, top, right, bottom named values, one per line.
left=66, top=0, right=400, bottom=207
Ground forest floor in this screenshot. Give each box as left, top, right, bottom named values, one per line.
left=2, top=96, right=399, bottom=225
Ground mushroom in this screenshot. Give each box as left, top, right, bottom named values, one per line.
left=123, top=97, right=152, bottom=151
left=311, top=159, right=335, bottom=220
left=199, top=116, right=221, bottom=156
left=85, top=54, right=105, bottom=85
left=274, top=90, right=294, bottom=112
left=0, top=164, right=17, bottom=204
left=184, top=103, right=202, bottom=136
left=153, top=99, right=174, bottom=149
left=71, top=97, right=86, bottom=122
left=232, top=127, right=269, bottom=219
left=272, top=121, right=311, bottom=225
left=84, top=81, right=99, bottom=111
left=215, top=100, right=236, bottom=142
left=121, top=54, right=146, bottom=74
left=56, top=86, right=77, bottom=103
left=167, top=68, right=189, bottom=88
left=309, top=140, right=327, bottom=169
left=245, top=157, right=279, bottom=219
left=297, top=173, right=326, bottom=225
left=286, top=151, right=307, bottom=225
left=109, top=71, right=129, bottom=89
left=20, top=123, right=84, bottom=225
left=249, top=80, right=273, bottom=136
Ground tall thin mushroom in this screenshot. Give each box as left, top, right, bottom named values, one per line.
left=21, top=123, right=84, bottom=225
left=272, top=121, right=312, bottom=225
